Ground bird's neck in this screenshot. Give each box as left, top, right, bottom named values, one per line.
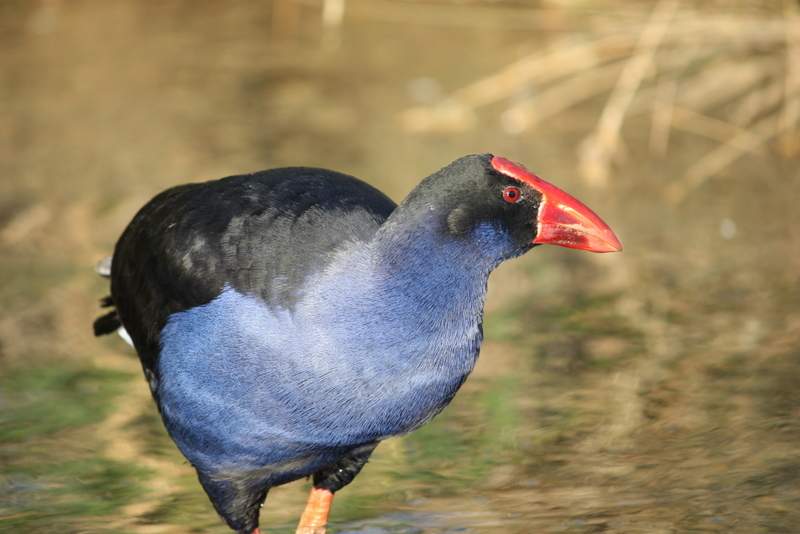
left=303, top=211, right=508, bottom=372
left=369, top=214, right=498, bottom=323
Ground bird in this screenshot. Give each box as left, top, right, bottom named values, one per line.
left=93, top=154, right=621, bottom=534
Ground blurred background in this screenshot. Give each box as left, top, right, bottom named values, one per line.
left=1, top=1, right=799, bottom=532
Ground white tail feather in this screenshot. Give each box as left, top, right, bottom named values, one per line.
left=117, top=327, right=134, bottom=347
left=95, top=256, right=112, bottom=278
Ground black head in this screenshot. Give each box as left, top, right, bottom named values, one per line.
left=435, top=154, right=543, bottom=252
left=394, top=153, right=622, bottom=263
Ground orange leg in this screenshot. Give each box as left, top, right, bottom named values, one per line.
left=295, top=487, right=334, bottom=534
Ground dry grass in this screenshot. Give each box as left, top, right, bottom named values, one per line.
left=399, top=0, right=798, bottom=202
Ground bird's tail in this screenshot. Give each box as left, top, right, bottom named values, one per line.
left=93, top=256, right=121, bottom=337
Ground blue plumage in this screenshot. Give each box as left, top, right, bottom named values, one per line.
left=159, top=218, right=521, bottom=479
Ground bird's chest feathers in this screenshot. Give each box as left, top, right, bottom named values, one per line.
left=158, top=232, right=494, bottom=451
left=159, top=284, right=483, bottom=451
left=303, top=239, right=488, bottom=390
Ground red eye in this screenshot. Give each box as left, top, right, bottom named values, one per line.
left=502, top=186, right=522, bottom=204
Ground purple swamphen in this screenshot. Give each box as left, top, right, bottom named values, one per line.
left=93, top=154, right=621, bottom=533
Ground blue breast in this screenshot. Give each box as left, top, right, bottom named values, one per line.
left=157, top=221, right=515, bottom=475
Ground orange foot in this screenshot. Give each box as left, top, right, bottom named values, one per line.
left=295, top=487, right=334, bottom=534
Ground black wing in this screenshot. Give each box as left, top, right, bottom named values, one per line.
left=103, top=166, right=396, bottom=386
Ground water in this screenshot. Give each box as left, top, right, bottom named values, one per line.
left=1, top=1, right=799, bottom=532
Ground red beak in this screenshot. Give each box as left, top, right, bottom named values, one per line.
left=491, top=156, right=622, bottom=253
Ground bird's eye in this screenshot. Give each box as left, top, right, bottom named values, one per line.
left=502, top=186, right=523, bottom=204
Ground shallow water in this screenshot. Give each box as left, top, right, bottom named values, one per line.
left=1, top=1, right=799, bottom=532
